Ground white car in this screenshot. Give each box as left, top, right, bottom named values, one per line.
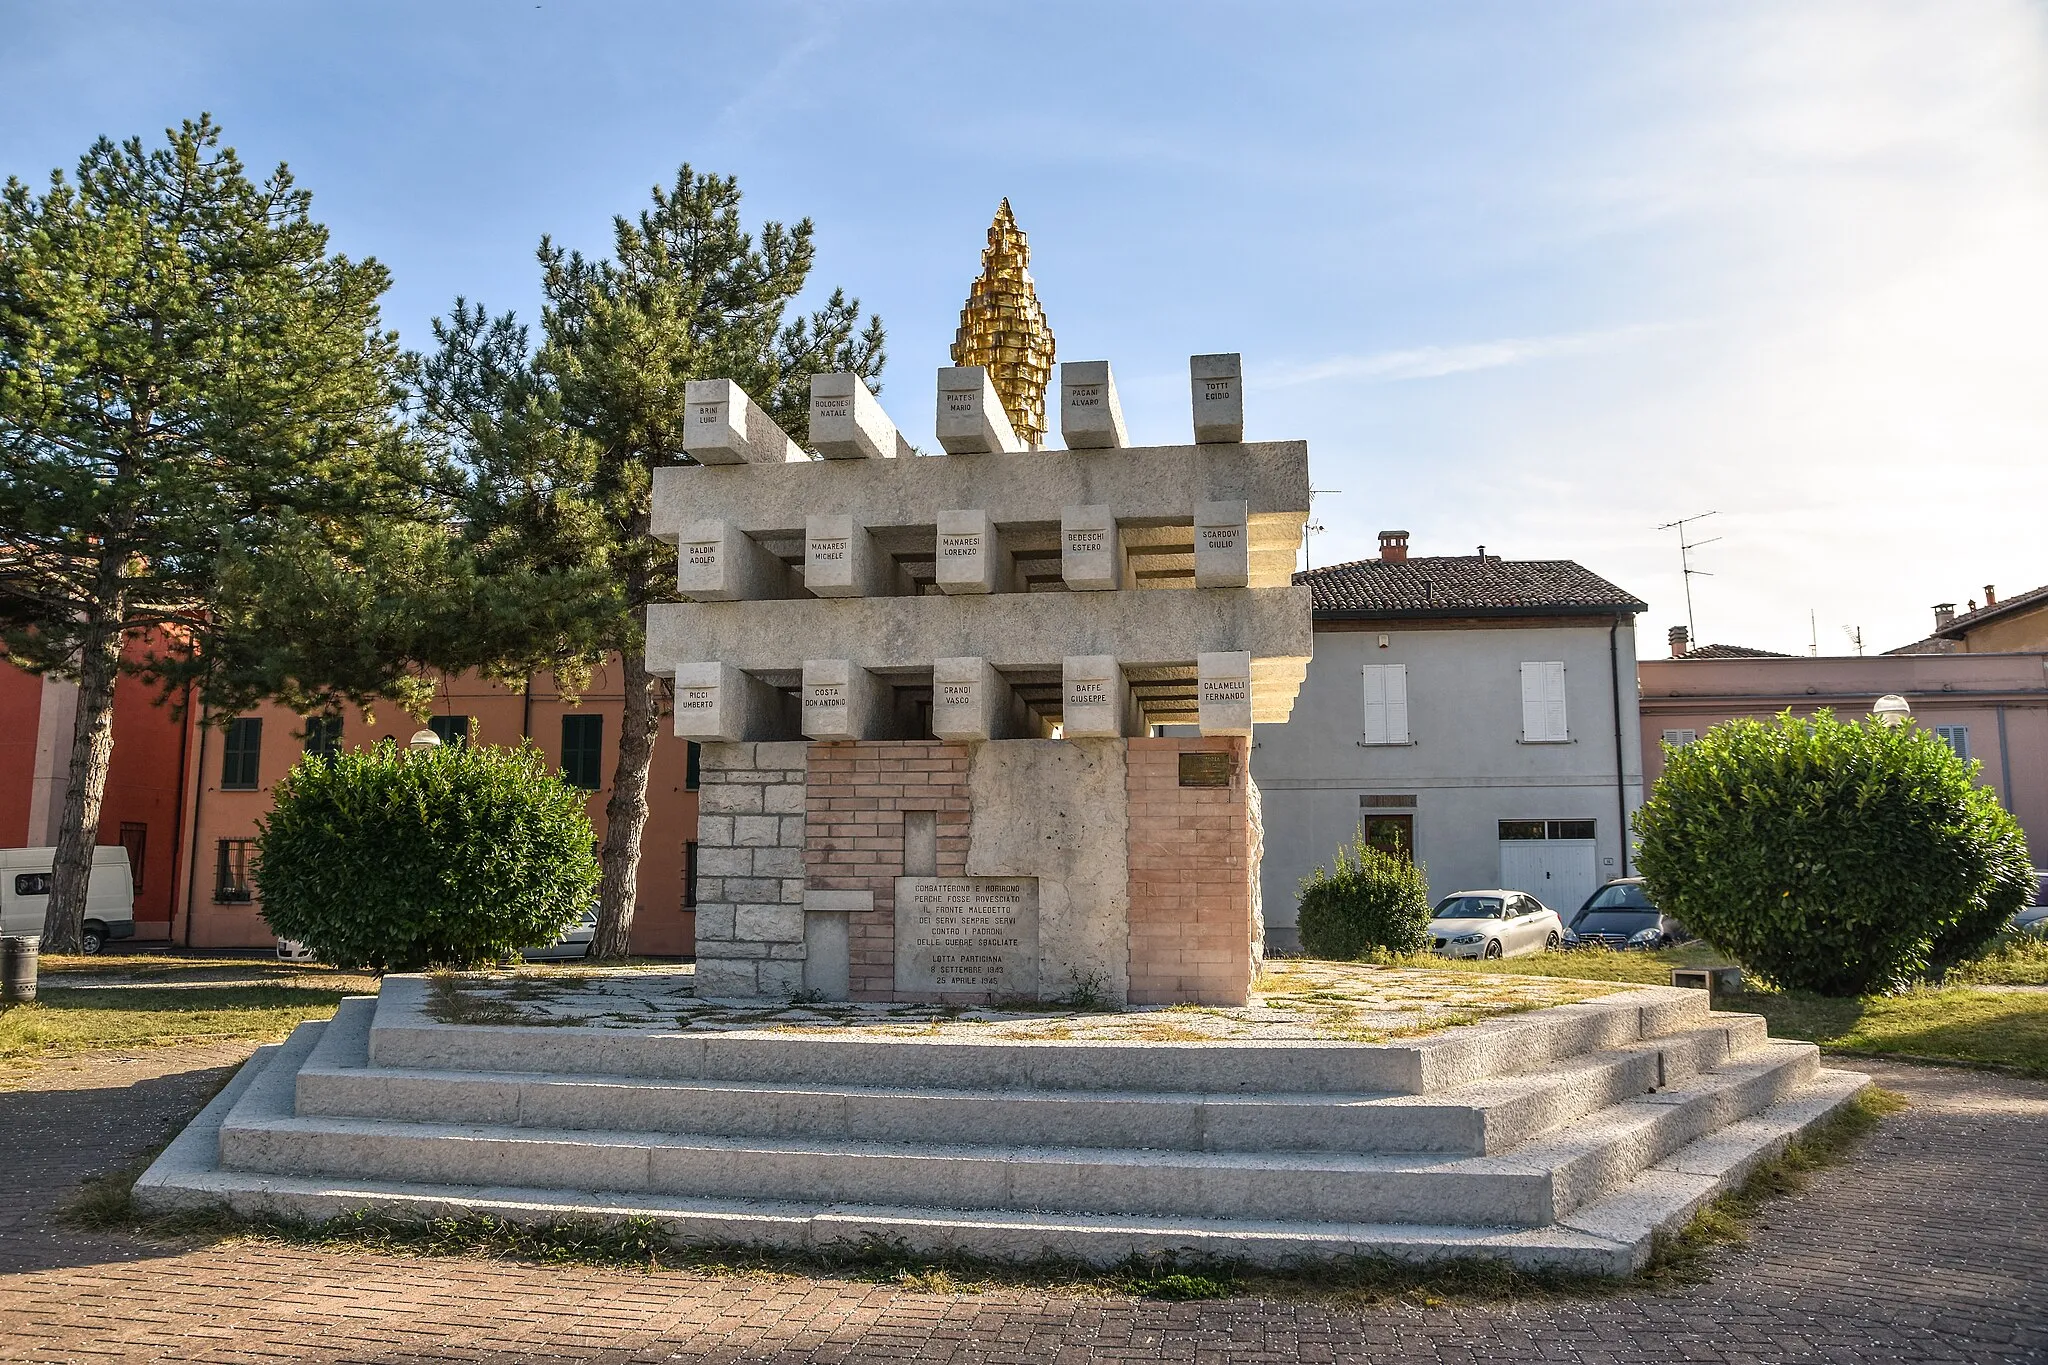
left=1427, top=889, right=1564, bottom=960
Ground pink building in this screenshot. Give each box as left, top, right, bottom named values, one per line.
left=1639, top=638, right=2048, bottom=861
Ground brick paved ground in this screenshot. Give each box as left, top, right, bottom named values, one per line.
left=0, top=1045, right=2041, bottom=1364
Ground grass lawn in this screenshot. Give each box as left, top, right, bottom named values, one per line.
left=1367, top=939, right=2048, bottom=1077
left=0, top=956, right=379, bottom=1071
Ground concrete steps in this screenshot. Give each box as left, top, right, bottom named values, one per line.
left=136, top=980, right=1871, bottom=1274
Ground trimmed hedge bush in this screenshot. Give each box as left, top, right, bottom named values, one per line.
left=1635, top=709, right=2032, bottom=995
left=1296, top=828, right=1433, bottom=959
left=256, top=740, right=600, bottom=972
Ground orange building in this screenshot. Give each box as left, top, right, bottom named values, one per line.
left=2, top=649, right=699, bottom=955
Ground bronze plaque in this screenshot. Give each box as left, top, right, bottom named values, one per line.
left=1177, top=752, right=1233, bottom=788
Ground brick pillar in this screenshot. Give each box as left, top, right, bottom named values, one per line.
left=1125, top=736, right=1255, bottom=1006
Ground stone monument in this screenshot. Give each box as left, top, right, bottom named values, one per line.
left=647, top=205, right=1312, bottom=1007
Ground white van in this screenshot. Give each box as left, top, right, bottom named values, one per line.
left=0, top=847, right=137, bottom=953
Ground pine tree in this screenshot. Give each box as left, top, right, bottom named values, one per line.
left=0, top=117, right=409, bottom=952
left=413, top=167, right=885, bottom=959
left=951, top=199, right=1055, bottom=447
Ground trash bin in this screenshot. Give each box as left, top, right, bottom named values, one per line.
left=2, top=935, right=38, bottom=1003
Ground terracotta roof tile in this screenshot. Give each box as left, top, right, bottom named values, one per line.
left=1681, top=643, right=1793, bottom=659
left=1297, top=555, right=1646, bottom=616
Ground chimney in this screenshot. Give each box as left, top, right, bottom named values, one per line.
left=1985, top=584, right=1998, bottom=607
left=1476, top=544, right=1487, bottom=562
left=1933, top=603, right=1956, bottom=631
left=1377, top=530, right=1409, bottom=563
left=1669, top=625, right=1690, bottom=658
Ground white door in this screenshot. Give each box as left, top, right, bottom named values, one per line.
left=1500, top=840, right=1598, bottom=919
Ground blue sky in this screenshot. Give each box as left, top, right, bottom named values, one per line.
left=6, top=1, right=2046, bottom=657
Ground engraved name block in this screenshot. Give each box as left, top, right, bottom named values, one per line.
left=894, top=876, right=1040, bottom=997
left=1060, top=504, right=1123, bottom=592
left=1060, top=360, right=1129, bottom=449
left=802, top=658, right=873, bottom=740
left=682, top=379, right=803, bottom=465
left=1194, top=499, right=1251, bottom=588
left=805, top=514, right=867, bottom=598
left=1198, top=650, right=1255, bottom=737
left=935, top=366, right=1024, bottom=454
left=1190, top=353, right=1244, bottom=445
left=672, top=662, right=736, bottom=740
left=675, top=518, right=791, bottom=601
left=935, top=509, right=999, bottom=594
left=810, top=373, right=900, bottom=460
left=931, top=656, right=1001, bottom=741
left=1062, top=654, right=1126, bottom=738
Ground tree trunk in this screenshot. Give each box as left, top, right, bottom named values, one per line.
left=590, top=608, right=660, bottom=960
left=43, top=620, right=124, bottom=953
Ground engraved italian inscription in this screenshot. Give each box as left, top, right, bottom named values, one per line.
left=894, top=877, right=1039, bottom=997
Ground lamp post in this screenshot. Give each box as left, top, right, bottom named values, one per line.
left=1872, top=694, right=1912, bottom=728
left=408, top=728, right=443, bottom=752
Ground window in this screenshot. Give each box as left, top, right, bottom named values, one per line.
left=1499, top=820, right=1597, bottom=841
left=118, top=822, right=147, bottom=893
left=1361, top=814, right=1414, bottom=861
left=562, top=714, right=604, bottom=790
left=1360, top=794, right=1417, bottom=809
left=1662, top=728, right=1698, bottom=747
left=428, top=715, right=471, bottom=747
left=214, top=839, right=254, bottom=903
left=1361, top=663, right=1409, bottom=744
left=685, top=741, right=701, bottom=792
left=684, top=841, right=698, bottom=909
left=304, top=714, right=344, bottom=763
left=1520, top=662, right=1568, bottom=742
left=13, top=873, right=50, bottom=897
left=1935, top=725, right=1971, bottom=762
left=221, top=717, right=263, bottom=789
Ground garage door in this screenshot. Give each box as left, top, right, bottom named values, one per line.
left=1499, top=838, right=1598, bottom=918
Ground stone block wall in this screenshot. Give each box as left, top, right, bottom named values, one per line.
left=692, top=741, right=809, bottom=998
left=1125, top=736, right=1257, bottom=1005
left=805, top=741, right=972, bottom=1001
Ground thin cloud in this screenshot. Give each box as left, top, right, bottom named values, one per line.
left=1263, top=324, right=1670, bottom=387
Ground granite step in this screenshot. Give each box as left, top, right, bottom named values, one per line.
left=363, top=975, right=1719, bottom=1096
left=221, top=1029, right=1820, bottom=1229
left=302, top=998, right=1773, bottom=1156
left=135, top=1020, right=1869, bottom=1275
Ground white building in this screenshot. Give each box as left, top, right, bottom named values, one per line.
left=1253, top=532, right=1647, bottom=950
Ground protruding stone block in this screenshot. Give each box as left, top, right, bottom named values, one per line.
left=1198, top=650, right=1254, bottom=737
left=1194, top=499, right=1251, bottom=588
left=1062, top=654, right=1131, bottom=738
left=932, top=656, right=1021, bottom=741
left=805, top=514, right=898, bottom=597
left=675, top=518, right=798, bottom=601
left=1190, top=353, right=1244, bottom=444
left=672, top=662, right=791, bottom=742
left=802, top=658, right=889, bottom=740
left=1060, top=504, right=1127, bottom=592
left=810, top=373, right=902, bottom=460
left=1060, top=361, right=1128, bottom=449
left=935, top=367, right=1024, bottom=455
left=683, top=379, right=807, bottom=465
left=935, top=509, right=1002, bottom=595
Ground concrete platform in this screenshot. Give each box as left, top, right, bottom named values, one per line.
left=136, top=970, right=1869, bottom=1274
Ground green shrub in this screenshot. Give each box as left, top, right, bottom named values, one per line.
left=1634, top=710, right=2031, bottom=995
left=256, top=741, right=599, bottom=972
left=1296, top=829, right=1433, bottom=959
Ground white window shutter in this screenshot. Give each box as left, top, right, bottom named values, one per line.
left=1385, top=664, right=1409, bottom=744
left=1362, top=665, right=1387, bottom=744
left=1522, top=661, right=1566, bottom=741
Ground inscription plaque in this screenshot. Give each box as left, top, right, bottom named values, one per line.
left=894, top=876, right=1039, bottom=997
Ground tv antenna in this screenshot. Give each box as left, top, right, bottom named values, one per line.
left=1302, top=487, right=1342, bottom=570
left=1841, top=624, right=1864, bottom=658
left=1655, top=511, right=1720, bottom=640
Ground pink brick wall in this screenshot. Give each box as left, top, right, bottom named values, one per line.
left=1124, top=736, right=1256, bottom=1006
left=805, top=740, right=972, bottom=1001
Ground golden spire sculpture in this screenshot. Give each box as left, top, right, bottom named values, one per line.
left=952, top=199, right=1055, bottom=447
